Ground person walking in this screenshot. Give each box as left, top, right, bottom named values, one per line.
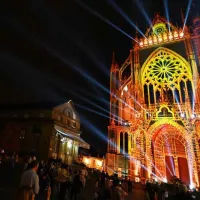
left=55, top=164, right=70, bottom=200
left=18, top=160, right=39, bottom=200
left=70, top=170, right=82, bottom=200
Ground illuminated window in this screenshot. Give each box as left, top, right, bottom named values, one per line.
left=64, top=108, right=73, bottom=118
left=141, top=48, right=193, bottom=105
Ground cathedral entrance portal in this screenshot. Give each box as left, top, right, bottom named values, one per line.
left=152, top=124, right=190, bottom=185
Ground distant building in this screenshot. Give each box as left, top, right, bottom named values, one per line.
left=80, top=155, right=105, bottom=171
left=0, top=100, right=89, bottom=164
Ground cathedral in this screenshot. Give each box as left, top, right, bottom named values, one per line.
left=106, top=13, right=200, bottom=187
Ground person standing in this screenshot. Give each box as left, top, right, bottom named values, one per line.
left=80, top=167, right=88, bottom=187
left=19, top=160, right=39, bottom=200
left=70, top=170, right=82, bottom=200
left=55, top=164, right=70, bottom=200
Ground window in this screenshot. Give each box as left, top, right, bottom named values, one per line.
left=72, top=122, right=76, bottom=128
left=64, top=108, right=73, bottom=119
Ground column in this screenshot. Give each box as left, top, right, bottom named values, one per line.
left=174, top=156, right=180, bottom=178
left=146, top=137, right=153, bottom=179
left=55, top=134, right=60, bottom=159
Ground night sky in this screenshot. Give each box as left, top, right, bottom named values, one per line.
left=0, top=0, right=199, bottom=154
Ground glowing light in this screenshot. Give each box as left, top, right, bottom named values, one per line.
left=96, top=160, right=102, bottom=166
left=124, top=85, right=128, bottom=91
left=134, top=0, right=152, bottom=27
left=140, top=41, right=143, bottom=46
left=163, top=0, right=171, bottom=31
left=159, top=37, right=163, bottom=42
left=67, top=140, right=72, bottom=148
left=85, top=158, right=90, bottom=164
left=153, top=36, right=158, bottom=43
left=121, top=91, right=124, bottom=95
left=180, top=32, right=184, bottom=37
left=183, top=0, right=193, bottom=31
left=61, top=137, right=67, bottom=143
left=107, top=0, right=146, bottom=38
left=180, top=113, right=185, bottom=118
left=169, top=32, right=173, bottom=40
left=191, top=114, right=195, bottom=119
left=163, top=33, right=168, bottom=41
left=75, top=0, right=135, bottom=41
left=163, top=178, right=167, bottom=183
left=70, top=90, right=123, bottom=121
left=174, top=31, right=178, bottom=38
left=190, top=183, right=195, bottom=190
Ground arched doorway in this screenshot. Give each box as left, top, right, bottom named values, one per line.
left=153, top=124, right=190, bottom=184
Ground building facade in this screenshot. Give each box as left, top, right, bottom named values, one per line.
left=80, top=155, right=105, bottom=171
left=106, top=14, right=200, bottom=187
left=0, top=100, right=89, bottom=164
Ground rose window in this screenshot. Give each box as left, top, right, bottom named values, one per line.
left=141, top=48, right=193, bottom=104
left=142, top=49, right=192, bottom=90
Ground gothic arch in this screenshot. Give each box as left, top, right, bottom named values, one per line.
left=140, top=47, right=193, bottom=104
left=146, top=120, right=196, bottom=183
left=153, top=128, right=190, bottom=181
left=147, top=119, right=189, bottom=139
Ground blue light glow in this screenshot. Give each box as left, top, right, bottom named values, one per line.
left=107, top=0, right=146, bottom=38
left=134, top=0, right=152, bottom=28
left=75, top=0, right=135, bottom=41
left=183, top=0, right=193, bottom=31
left=163, top=0, right=171, bottom=31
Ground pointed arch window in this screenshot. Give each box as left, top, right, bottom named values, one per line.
left=141, top=48, right=193, bottom=105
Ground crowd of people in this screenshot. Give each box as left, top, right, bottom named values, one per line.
left=144, top=180, right=199, bottom=200
left=0, top=153, right=200, bottom=200
left=0, top=153, right=133, bottom=200
left=19, top=157, right=90, bottom=200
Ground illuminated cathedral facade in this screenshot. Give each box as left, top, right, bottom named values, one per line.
left=106, top=14, right=200, bottom=187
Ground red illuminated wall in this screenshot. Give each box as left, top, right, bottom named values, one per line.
left=178, top=157, right=190, bottom=185
left=165, top=156, right=175, bottom=181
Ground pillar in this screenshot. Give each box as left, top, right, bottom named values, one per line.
left=174, top=156, right=180, bottom=178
